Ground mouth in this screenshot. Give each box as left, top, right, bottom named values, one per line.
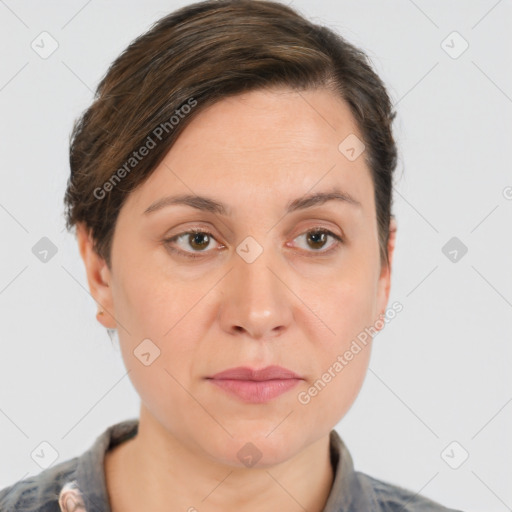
left=206, top=365, right=303, bottom=403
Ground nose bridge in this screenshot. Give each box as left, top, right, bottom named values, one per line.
left=220, top=237, right=292, bottom=338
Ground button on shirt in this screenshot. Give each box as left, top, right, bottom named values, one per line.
left=0, top=418, right=463, bottom=511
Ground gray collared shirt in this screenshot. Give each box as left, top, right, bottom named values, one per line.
left=0, top=418, right=463, bottom=511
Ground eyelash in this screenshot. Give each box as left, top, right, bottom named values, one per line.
left=163, top=227, right=344, bottom=260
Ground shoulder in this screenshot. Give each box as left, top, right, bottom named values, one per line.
left=0, top=456, right=79, bottom=512
left=357, top=471, right=464, bottom=512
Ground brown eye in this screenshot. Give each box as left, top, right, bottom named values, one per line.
left=292, top=228, right=343, bottom=254
left=307, top=230, right=328, bottom=250
left=164, top=227, right=343, bottom=260
left=164, top=229, right=220, bottom=259
left=187, top=232, right=211, bottom=251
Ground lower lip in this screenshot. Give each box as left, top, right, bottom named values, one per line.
left=209, top=378, right=301, bottom=403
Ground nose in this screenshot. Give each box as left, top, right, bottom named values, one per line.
left=217, top=243, right=293, bottom=341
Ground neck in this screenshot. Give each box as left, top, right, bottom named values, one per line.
left=105, top=406, right=334, bottom=512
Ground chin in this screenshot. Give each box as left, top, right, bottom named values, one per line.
left=202, top=425, right=307, bottom=469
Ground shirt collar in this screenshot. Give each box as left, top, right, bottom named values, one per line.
left=322, top=429, right=379, bottom=512
left=63, top=418, right=139, bottom=512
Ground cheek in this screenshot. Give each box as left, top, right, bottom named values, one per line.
left=297, top=286, right=375, bottom=429
left=295, top=259, right=377, bottom=419
left=111, top=267, right=202, bottom=430
left=111, top=249, right=197, bottom=341
left=111, top=261, right=210, bottom=397
left=307, top=344, right=372, bottom=433
left=308, top=255, right=379, bottom=352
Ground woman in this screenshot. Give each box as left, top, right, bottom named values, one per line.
left=0, top=0, right=462, bottom=511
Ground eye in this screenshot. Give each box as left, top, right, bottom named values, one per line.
left=163, top=227, right=343, bottom=260
left=290, top=228, right=343, bottom=255
left=164, top=228, right=222, bottom=259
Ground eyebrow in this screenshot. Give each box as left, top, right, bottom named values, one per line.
left=143, top=188, right=362, bottom=216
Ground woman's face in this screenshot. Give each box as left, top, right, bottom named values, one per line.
left=79, top=86, right=395, bottom=467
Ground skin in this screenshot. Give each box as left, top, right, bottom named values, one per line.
left=76, top=85, right=397, bottom=512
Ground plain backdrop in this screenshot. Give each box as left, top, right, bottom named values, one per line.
left=0, top=1, right=511, bottom=511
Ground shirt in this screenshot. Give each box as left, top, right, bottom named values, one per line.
left=0, top=418, right=463, bottom=512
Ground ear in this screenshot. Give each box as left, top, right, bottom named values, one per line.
left=76, top=222, right=116, bottom=329
left=375, top=216, right=397, bottom=320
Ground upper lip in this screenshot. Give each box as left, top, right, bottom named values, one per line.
left=208, top=365, right=302, bottom=381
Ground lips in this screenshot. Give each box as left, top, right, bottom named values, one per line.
left=209, top=365, right=301, bottom=381
left=207, top=365, right=303, bottom=403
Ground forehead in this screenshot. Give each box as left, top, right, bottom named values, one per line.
left=124, top=86, right=374, bottom=217
left=172, top=86, right=362, bottom=162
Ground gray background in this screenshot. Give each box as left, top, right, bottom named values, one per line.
left=1, top=1, right=511, bottom=510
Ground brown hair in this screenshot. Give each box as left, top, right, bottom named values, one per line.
left=64, top=0, right=397, bottom=269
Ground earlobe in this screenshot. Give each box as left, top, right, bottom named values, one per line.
left=75, top=222, right=116, bottom=329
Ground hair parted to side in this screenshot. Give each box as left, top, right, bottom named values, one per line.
left=63, top=0, right=397, bottom=270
